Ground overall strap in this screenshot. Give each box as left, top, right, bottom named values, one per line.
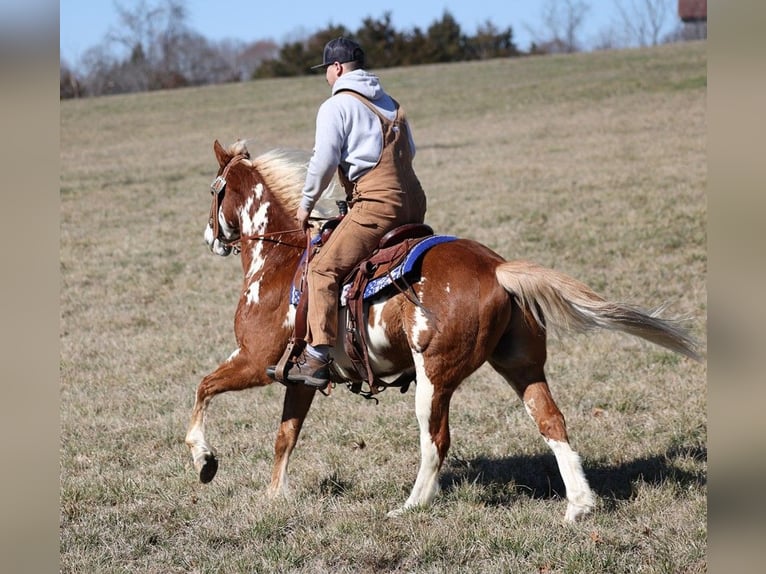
left=334, top=89, right=401, bottom=124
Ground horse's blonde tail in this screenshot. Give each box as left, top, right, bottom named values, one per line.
left=495, top=260, right=701, bottom=361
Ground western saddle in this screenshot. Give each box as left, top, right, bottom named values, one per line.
left=272, top=206, right=434, bottom=397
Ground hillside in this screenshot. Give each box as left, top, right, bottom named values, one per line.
left=60, top=42, right=707, bottom=573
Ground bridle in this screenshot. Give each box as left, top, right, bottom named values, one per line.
left=208, top=154, right=305, bottom=253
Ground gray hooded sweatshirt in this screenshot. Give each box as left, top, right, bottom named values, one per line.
left=300, top=69, right=417, bottom=212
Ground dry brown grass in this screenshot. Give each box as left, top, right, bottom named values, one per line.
left=61, top=42, right=706, bottom=573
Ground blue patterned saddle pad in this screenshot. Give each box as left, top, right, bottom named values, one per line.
left=289, top=234, right=457, bottom=307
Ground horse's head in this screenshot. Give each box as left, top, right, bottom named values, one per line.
left=205, top=139, right=345, bottom=257
left=205, top=139, right=254, bottom=256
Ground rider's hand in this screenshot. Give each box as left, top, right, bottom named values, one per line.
left=296, top=206, right=311, bottom=231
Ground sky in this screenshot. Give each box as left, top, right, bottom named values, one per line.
left=59, top=0, right=682, bottom=66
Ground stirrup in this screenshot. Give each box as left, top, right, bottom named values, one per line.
left=269, top=339, right=306, bottom=383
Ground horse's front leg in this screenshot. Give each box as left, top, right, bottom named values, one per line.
left=268, top=383, right=317, bottom=498
left=185, top=348, right=264, bottom=483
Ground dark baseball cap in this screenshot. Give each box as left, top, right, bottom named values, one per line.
left=311, top=37, right=365, bottom=70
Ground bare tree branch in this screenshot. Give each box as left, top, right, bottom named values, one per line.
left=614, top=0, right=671, bottom=47
left=532, top=0, right=590, bottom=53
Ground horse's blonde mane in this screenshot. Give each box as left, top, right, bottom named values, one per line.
left=227, top=140, right=343, bottom=218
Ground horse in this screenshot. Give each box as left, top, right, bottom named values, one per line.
left=185, top=139, right=700, bottom=522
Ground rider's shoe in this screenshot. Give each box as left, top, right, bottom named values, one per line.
left=268, top=353, right=331, bottom=390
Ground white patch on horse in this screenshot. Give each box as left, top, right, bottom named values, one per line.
left=283, top=305, right=296, bottom=329
left=544, top=438, right=595, bottom=522
left=445, top=283, right=450, bottom=294
left=242, top=196, right=270, bottom=236
left=366, top=300, right=395, bottom=370
left=389, top=351, right=440, bottom=516
left=410, top=303, right=430, bottom=353
left=226, top=348, right=241, bottom=362
left=217, top=210, right=233, bottom=239
left=240, top=195, right=271, bottom=286
left=253, top=182, right=264, bottom=201
left=245, top=281, right=261, bottom=305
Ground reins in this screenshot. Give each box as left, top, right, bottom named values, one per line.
left=221, top=228, right=306, bottom=254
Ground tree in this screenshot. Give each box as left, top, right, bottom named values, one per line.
left=63, top=2, right=538, bottom=97
left=60, top=60, right=85, bottom=99
left=614, top=0, right=672, bottom=47
left=466, top=20, right=520, bottom=60
left=236, top=40, right=280, bottom=80
left=254, top=25, right=350, bottom=78
left=355, top=12, right=402, bottom=68
left=74, top=0, right=247, bottom=95
left=425, top=11, right=466, bottom=63
left=531, top=0, right=590, bottom=54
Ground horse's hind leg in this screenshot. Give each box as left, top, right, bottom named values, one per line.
left=185, top=349, right=262, bottom=483
left=490, top=313, right=594, bottom=522
left=517, top=378, right=594, bottom=522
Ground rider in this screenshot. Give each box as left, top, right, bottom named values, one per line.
left=275, top=37, right=427, bottom=389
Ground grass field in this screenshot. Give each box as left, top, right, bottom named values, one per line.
left=60, top=41, right=707, bottom=573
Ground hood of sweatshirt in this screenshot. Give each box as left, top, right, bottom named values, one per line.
left=331, top=69, right=384, bottom=101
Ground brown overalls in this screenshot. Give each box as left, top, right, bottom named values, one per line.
left=306, top=90, right=427, bottom=347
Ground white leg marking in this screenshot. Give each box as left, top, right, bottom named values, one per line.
left=545, top=438, right=595, bottom=522
left=523, top=398, right=536, bottom=419
left=523, top=398, right=594, bottom=521
left=269, top=455, right=291, bottom=499
left=388, top=352, right=441, bottom=517
left=185, top=395, right=216, bottom=472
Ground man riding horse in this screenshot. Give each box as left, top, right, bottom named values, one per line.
left=269, top=37, right=428, bottom=389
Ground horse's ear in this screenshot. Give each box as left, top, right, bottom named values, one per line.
left=213, top=140, right=229, bottom=168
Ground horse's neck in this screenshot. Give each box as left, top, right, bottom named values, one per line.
left=239, top=174, right=297, bottom=239
left=239, top=233, right=300, bottom=271
left=237, top=200, right=301, bottom=290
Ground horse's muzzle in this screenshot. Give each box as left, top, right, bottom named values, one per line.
left=205, top=225, right=233, bottom=256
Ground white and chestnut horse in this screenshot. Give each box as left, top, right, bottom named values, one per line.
left=185, top=140, right=699, bottom=522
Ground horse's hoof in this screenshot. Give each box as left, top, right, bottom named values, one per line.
left=564, top=502, right=593, bottom=523
left=386, top=506, right=409, bottom=518
left=199, top=453, right=219, bottom=484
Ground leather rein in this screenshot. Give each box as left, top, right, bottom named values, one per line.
left=208, top=154, right=305, bottom=253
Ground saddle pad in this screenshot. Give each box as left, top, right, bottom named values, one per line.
left=289, top=234, right=456, bottom=307
left=340, top=234, right=456, bottom=306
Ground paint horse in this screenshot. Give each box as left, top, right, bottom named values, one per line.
left=185, top=140, right=700, bottom=522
